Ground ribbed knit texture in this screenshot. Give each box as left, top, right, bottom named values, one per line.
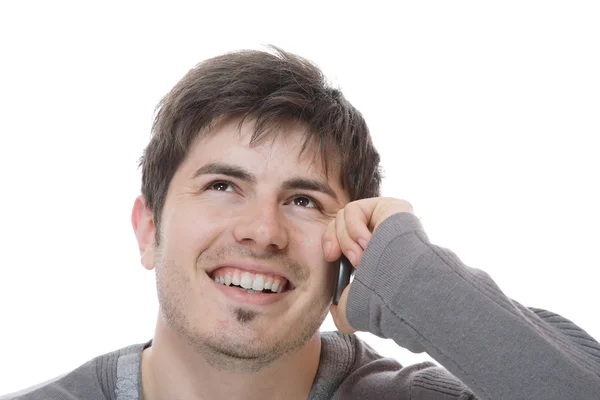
left=347, top=212, right=600, bottom=399
left=0, top=343, right=147, bottom=400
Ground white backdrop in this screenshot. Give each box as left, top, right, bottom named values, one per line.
left=1, top=1, right=599, bottom=395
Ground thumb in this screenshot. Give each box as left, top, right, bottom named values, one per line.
left=329, top=285, right=356, bottom=334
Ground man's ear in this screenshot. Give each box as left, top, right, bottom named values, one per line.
left=131, top=195, right=157, bottom=271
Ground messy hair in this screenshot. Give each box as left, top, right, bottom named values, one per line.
left=140, top=46, right=381, bottom=240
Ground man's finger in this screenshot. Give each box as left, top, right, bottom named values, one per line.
left=342, top=201, right=373, bottom=251
left=329, top=286, right=356, bottom=334
left=322, top=218, right=342, bottom=262
left=335, top=209, right=364, bottom=267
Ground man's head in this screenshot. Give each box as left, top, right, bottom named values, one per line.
left=140, top=46, right=381, bottom=242
left=132, top=46, right=381, bottom=371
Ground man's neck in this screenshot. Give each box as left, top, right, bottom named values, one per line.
left=141, top=322, right=322, bottom=400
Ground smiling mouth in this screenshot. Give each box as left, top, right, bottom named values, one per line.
left=209, top=267, right=292, bottom=294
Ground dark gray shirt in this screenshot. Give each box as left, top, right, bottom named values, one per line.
left=3, top=213, right=600, bottom=399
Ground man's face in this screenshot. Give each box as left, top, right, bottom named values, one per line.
left=151, top=118, right=348, bottom=368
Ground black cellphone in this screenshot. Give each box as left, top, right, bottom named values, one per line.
left=332, top=255, right=353, bottom=305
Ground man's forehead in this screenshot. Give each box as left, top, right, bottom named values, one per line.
left=193, top=117, right=342, bottom=180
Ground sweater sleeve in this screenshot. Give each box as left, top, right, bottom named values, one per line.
left=346, top=212, right=600, bottom=400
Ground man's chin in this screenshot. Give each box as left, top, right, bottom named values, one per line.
left=232, top=307, right=261, bottom=324
left=178, top=314, right=321, bottom=371
left=191, top=332, right=296, bottom=372
left=158, top=286, right=330, bottom=371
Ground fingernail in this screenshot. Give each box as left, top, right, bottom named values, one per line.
left=347, top=251, right=356, bottom=266
left=358, top=238, right=368, bottom=250
left=324, top=241, right=332, bottom=258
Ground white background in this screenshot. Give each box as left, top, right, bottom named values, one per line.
left=1, top=1, right=599, bottom=395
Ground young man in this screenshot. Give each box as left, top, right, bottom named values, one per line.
left=3, top=47, right=599, bottom=400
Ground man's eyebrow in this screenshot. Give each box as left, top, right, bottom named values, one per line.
left=281, top=178, right=338, bottom=201
left=192, top=162, right=338, bottom=201
left=192, top=162, right=257, bottom=184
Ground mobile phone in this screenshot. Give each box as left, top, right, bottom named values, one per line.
left=332, top=255, right=353, bottom=305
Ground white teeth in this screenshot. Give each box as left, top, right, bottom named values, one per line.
left=232, top=273, right=240, bottom=286
left=240, top=273, right=253, bottom=289
left=264, top=278, right=272, bottom=290
left=252, top=275, right=264, bottom=291
left=271, top=280, right=280, bottom=293
left=213, top=270, right=287, bottom=293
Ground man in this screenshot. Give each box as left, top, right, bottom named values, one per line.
left=3, top=47, right=599, bottom=400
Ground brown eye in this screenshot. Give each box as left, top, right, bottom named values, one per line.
left=209, top=181, right=232, bottom=191
left=293, top=196, right=316, bottom=208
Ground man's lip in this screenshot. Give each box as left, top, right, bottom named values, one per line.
left=212, top=279, right=290, bottom=306
left=207, top=261, right=295, bottom=288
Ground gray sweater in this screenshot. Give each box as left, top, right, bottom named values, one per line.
left=3, top=213, right=600, bottom=399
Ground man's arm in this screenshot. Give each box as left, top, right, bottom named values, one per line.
left=345, top=211, right=600, bottom=399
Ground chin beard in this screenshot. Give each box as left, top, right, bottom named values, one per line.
left=159, top=291, right=329, bottom=372
left=233, top=307, right=259, bottom=324
left=154, top=250, right=331, bottom=373
left=181, top=302, right=327, bottom=372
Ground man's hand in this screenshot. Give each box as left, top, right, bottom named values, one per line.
left=323, top=197, right=414, bottom=333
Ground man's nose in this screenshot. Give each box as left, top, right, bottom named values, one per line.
left=232, top=201, right=289, bottom=252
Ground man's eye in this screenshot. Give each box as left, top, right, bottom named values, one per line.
left=293, top=196, right=319, bottom=209
left=207, top=181, right=233, bottom=192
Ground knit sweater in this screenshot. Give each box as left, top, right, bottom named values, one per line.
left=3, top=213, right=600, bottom=399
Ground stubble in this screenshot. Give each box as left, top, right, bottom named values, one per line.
left=154, top=246, right=330, bottom=372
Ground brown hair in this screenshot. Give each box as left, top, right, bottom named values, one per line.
left=140, top=46, right=381, bottom=240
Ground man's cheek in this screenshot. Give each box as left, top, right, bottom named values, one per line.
left=174, top=211, right=229, bottom=251
left=294, top=227, right=325, bottom=253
